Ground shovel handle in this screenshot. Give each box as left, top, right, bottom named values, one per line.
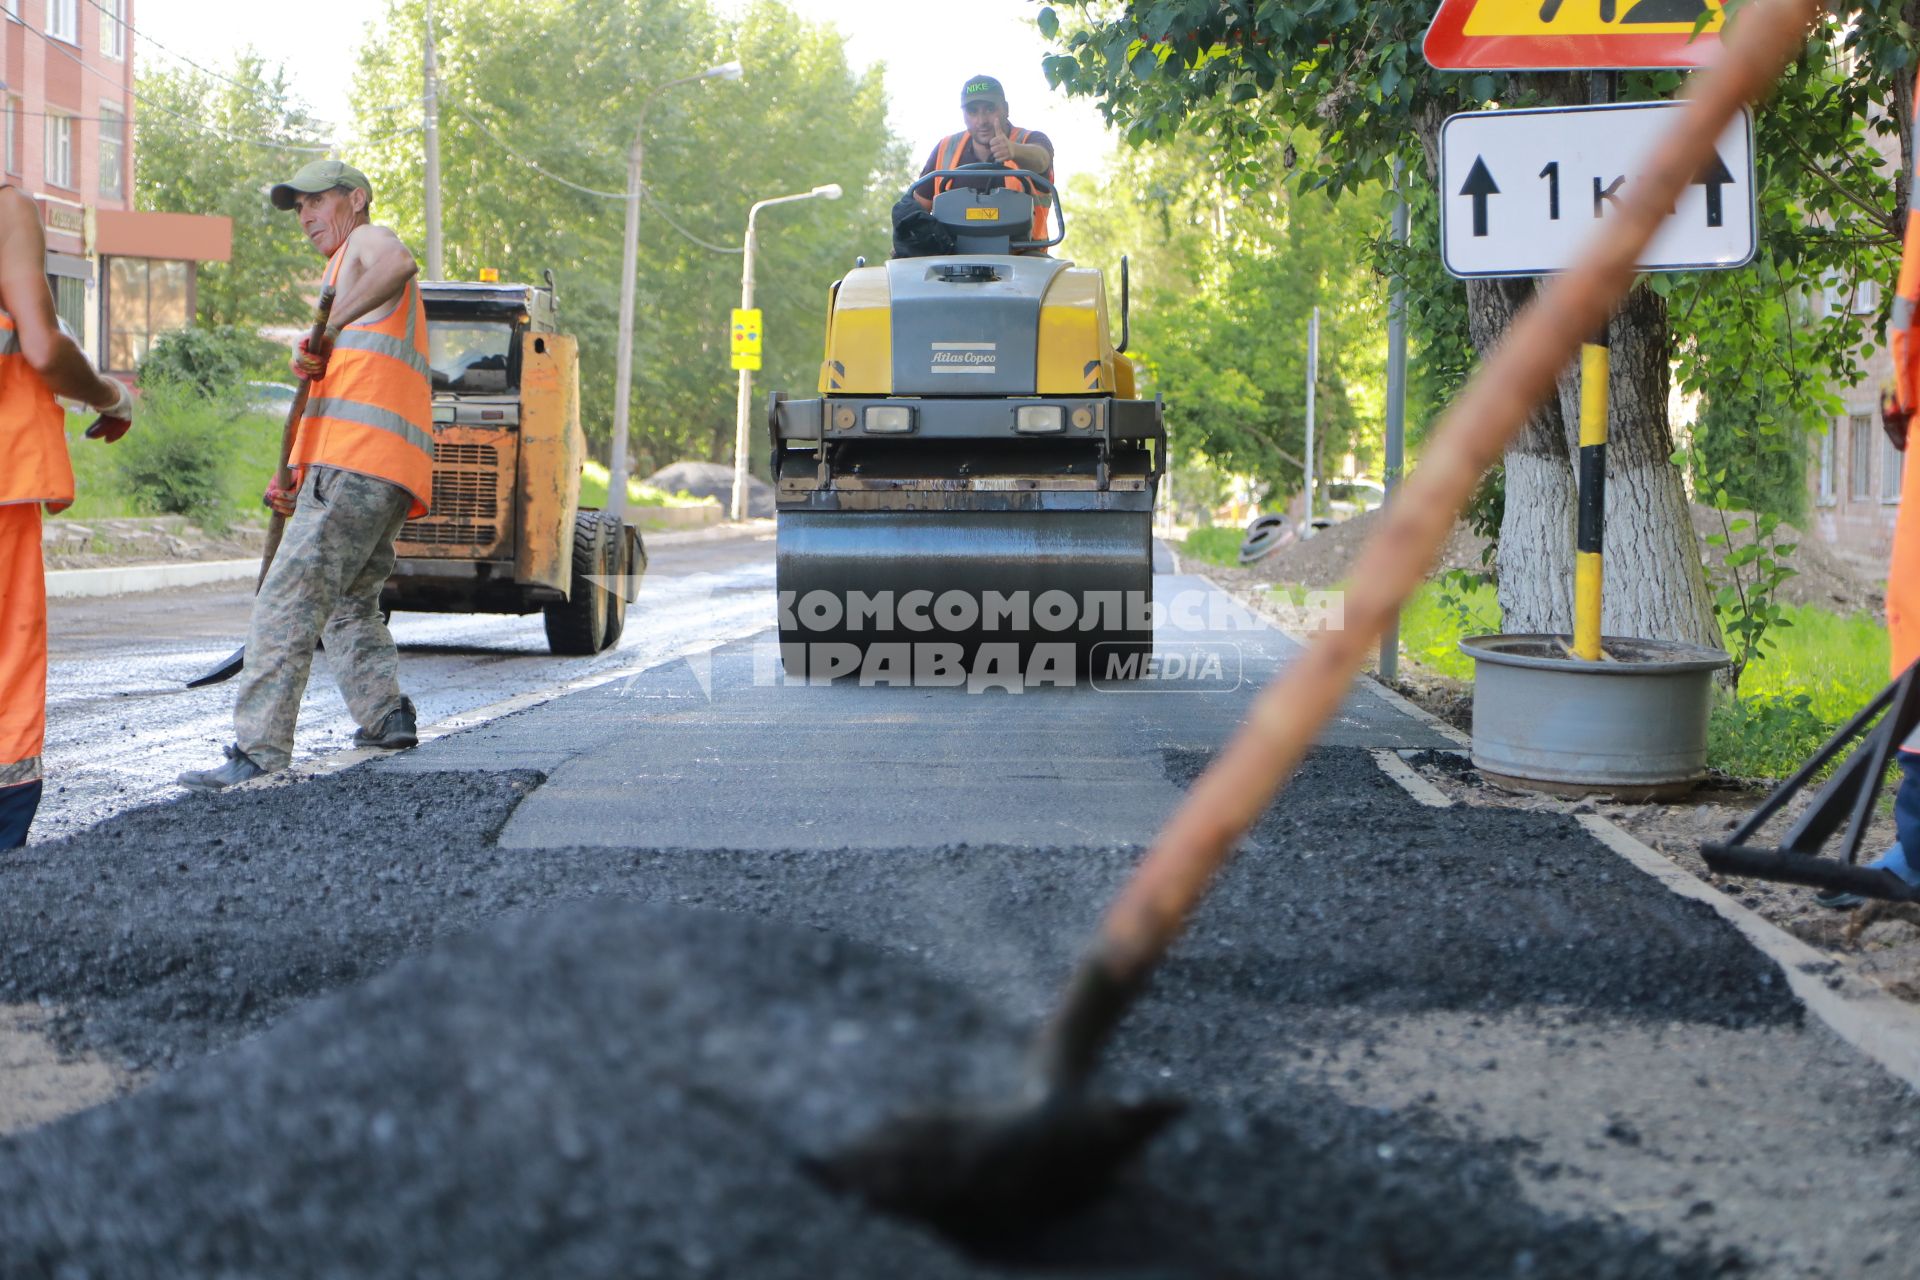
left=256, top=287, right=336, bottom=592
left=1036, top=0, right=1822, bottom=1092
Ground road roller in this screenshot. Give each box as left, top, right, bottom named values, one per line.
left=767, top=164, right=1164, bottom=681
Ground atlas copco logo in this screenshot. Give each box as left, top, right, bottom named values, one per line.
left=931, top=342, right=997, bottom=374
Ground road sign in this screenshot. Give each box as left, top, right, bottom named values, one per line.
left=1439, top=101, right=1755, bottom=279
left=731, top=308, right=762, bottom=372
left=1424, top=0, right=1725, bottom=72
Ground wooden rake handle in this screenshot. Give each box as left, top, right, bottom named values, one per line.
left=1040, top=0, right=1823, bottom=1090
left=256, top=287, right=337, bottom=592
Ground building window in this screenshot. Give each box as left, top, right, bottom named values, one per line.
left=1850, top=412, right=1875, bottom=501
left=50, top=275, right=85, bottom=342
left=2, top=1, right=19, bottom=21
left=46, top=0, right=76, bottom=43
left=44, top=112, right=72, bottom=189
left=1885, top=433, right=1906, bottom=504
left=1818, top=422, right=1837, bottom=506
left=99, top=105, right=124, bottom=200
left=100, top=0, right=124, bottom=59
left=106, top=258, right=192, bottom=374
left=3, top=98, right=17, bottom=176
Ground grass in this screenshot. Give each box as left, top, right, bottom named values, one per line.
left=577, top=461, right=717, bottom=513
left=1180, top=526, right=1241, bottom=568
left=54, top=406, right=281, bottom=529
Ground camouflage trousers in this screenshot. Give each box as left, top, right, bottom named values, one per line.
left=234, top=466, right=411, bottom=771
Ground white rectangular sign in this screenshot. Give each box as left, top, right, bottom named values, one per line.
left=1439, top=101, right=1756, bottom=279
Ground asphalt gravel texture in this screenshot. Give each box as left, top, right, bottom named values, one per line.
left=0, top=743, right=1875, bottom=1278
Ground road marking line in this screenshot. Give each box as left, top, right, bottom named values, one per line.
left=1370, top=749, right=1454, bottom=808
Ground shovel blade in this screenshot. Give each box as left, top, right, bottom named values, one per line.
left=185, top=645, right=246, bottom=689
left=809, top=1094, right=1181, bottom=1244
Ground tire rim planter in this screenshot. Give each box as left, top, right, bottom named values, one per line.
left=1458, top=634, right=1731, bottom=800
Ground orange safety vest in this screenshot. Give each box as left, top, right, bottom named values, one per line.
left=1890, top=68, right=1920, bottom=680
left=290, top=237, right=434, bottom=518
left=0, top=308, right=73, bottom=516
left=930, top=129, right=1054, bottom=245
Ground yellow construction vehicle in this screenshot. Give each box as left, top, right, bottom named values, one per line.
left=768, top=166, right=1162, bottom=676
left=380, top=275, right=644, bottom=654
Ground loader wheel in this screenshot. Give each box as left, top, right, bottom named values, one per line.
left=600, top=514, right=630, bottom=651
left=543, top=511, right=612, bottom=656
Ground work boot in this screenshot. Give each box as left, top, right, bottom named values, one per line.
left=354, top=698, right=418, bottom=750
left=176, top=746, right=268, bottom=795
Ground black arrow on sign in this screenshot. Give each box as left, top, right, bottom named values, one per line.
left=1460, top=157, right=1499, bottom=238
left=1694, top=151, right=1734, bottom=229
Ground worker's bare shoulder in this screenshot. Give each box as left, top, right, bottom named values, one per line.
left=0, top=185, right=39, bottom=235
left=346, top=222, right=414, bottom=264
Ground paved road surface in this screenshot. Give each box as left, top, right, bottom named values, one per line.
left=36, top=529, right=777, bottom=843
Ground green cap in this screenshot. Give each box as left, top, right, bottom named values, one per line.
left=269, top=159, right=373, bottom=211
left=961, top=75, right=1006, bottom=107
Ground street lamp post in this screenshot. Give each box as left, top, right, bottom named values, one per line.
left=731, top=183, right=842, bottom=521
left=607, top=59, right=744, bottom=521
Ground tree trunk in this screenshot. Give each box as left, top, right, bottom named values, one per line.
left=1467, top=276, right=1579, bottom=633
left=1575, top=283, right=1721, bottom=648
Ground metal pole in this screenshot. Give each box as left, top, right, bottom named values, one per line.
left=422, top=0, right=444, bottom=279
left=1380, top=159, right=1409, bottom=684
left=1304, top=306, right=1319, bottom=536
left=607, top=125, right=643, bottom=522
left=730, top=213, right=758, bottom=522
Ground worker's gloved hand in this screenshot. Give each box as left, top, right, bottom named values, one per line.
left=263, top=477, right=298, bottom=518
left=291, top=327, right=339, bottom=382
left=83, top=379, right=135, bottom=443
left=1884, top=389, right=1911, bottom=453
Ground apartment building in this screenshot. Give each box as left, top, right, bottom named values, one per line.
left=1, top=0, right=229, bottom=374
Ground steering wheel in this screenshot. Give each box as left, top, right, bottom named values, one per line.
left=950, top=160, right=1055, bottom=195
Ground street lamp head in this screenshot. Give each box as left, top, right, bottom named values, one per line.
left=706, top=61, right=745, bottom=82
left=813, top=184, right=844, bottom=200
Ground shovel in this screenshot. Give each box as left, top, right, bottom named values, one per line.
left=185, top=288, right=336, bottom=689
left=812, top=0, right=1818, bottom=1242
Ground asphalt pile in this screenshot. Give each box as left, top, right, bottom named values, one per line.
left=0, top=748, right=1804, bottom=1276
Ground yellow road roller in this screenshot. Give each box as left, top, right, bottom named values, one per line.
left=768, top=165, right=1163, bottom=680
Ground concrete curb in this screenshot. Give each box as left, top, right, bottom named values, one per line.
left=46, top=558, right=257, bottom=600
left=45, top=523, right=776, bottom=601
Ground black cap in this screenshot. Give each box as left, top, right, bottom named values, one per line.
left=961, top=75, right=1007, bottom=107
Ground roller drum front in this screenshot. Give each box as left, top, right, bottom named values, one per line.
left=775, top=510, right=1152, bottom=676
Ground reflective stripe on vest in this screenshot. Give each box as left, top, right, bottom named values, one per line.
left=930, top=129, right=1053, bottom=243
left=0, top=309, right=74, bottom=514
left=0, top=756, right=39, bottom=787
left=291, top=239, right=435, bottom=518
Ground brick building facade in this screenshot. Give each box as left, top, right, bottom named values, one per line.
left=1, top=0, right=228, bottom=374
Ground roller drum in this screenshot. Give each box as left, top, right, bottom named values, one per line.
left=776, top=510, right=1152, bottom=674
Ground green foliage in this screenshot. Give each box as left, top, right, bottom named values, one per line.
left=1067, top=131, right=1387, bottom=507
left=1396, top=576, right=1501, bottom=681
left=1699, top=500, right=1798, bottom=694
left=1042, top=2, right=1913, bottom=573
left=577, top=461, right=717, bottom=511
left=135, top=56, right=329, bottom=329
left=139, top=325, right=284, bottom=396
left=1707, top=691, right=1833, bottom=782
left=350, top=0, right=906, bottom=472
left=109, top=388, right=236, bottom=529
left=1179, top=526, right=1241, bottom=568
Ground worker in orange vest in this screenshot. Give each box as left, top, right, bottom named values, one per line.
left=0, top=186, right=136, bottom=847
left=178, top=160, right=432, bottom=793
left=1823, top=82, right=1920, bottom=905
left=909, top=75, right=1056, bottom=248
